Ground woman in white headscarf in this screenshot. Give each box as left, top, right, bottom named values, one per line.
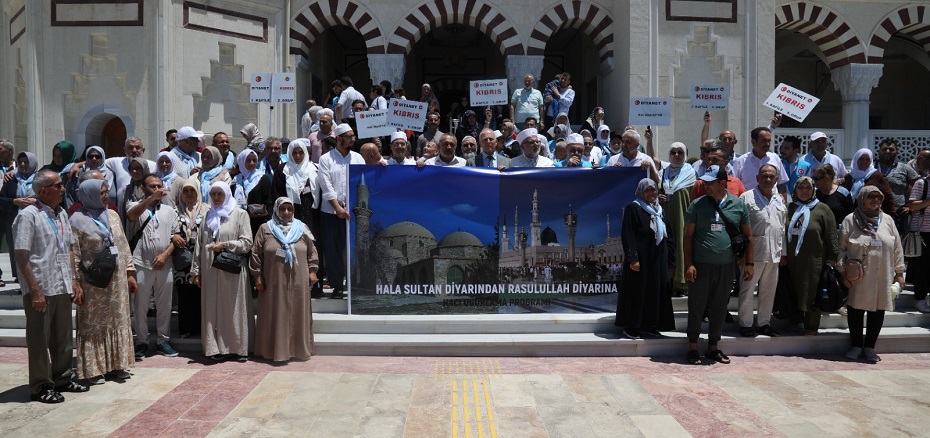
left=191, top=181, right=254, bottom=362
left=547, top=113, right=573, bottom=138
left=249, top=197, right=319, bottom=361
left=174, top=178, right=209, bottom=339
left=197, top=146, right=232, bottom=203
left=785, top=176, right=838, bottom=335
left=0, top=152, right=39, bottom=283
left=234, top=149, right=274, bottom=237
left=657, top=142, right=696, bottom=296
left=842, top=148, right=895, bottom=215
left=155, top=151, right=183, bottom=207
left=71, top=179, right=137, bottom=384
left=616, top=178, right=675, bottom=339
left=595, top=125, right=612, bottom=157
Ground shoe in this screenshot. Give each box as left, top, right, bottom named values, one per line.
left=739, top=327, right=757, bottom=338
left=863, top=348, right=881, bottom=363
left=705, top=349, right=731, bottom=364
left=311, top=288, right=325, bottom=299
left=758, top=325, right=780, bottom=337
left=330, top=290, right=344, bottom=299
left=86, top=376, right=105, bottom=385
left=622, top=329, right=641, bottom=340
left=686, top=350, right=702, bottom=365
left=209, top=354, right=226, bottom=361
left=916, top=299, right=930, bottom=313
left=236, top=355, right=248, bottom=363
left=134, top=344, right=147, bottom=360
left=107, top=370, right=131, bottom=379
left=55, top=380, right=89, bottom=393
left=31, top=386, right=64, bottom=404
left=157, top=342, right=179, bottom=357
left=845, top=346, right=863, bottom=360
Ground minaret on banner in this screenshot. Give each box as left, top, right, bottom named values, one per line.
left=501, top=216, right=509, bottom=253
left=513, top=206, right=519, bottom=249
left=564, top=204, right=577, bottom=263
left=531, top=189, right=541, bottom=247
left=353, top=172, right=372, bottom=283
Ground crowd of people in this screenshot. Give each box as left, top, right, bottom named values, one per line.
left=2, top=71, right=926, bottom=403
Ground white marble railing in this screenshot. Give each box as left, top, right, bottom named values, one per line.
left=772, top=128, right=930, bottom=162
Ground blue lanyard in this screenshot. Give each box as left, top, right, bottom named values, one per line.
left=42, top=209, right=67, bottom=251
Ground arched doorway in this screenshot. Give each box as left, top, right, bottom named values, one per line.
left=405, top=24, right=507, bottom=132
left=101, top=117, right=127, bottom=158
left=774, top=31, right=843, bottom=129
left=869, top=36, right=930, bottom=130
left=297, top=24, right=371, bottom=111
left=542, top=28, right=602, bottom=130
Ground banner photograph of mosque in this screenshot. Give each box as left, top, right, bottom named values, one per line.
left=348, top=165, right=644, bottom=315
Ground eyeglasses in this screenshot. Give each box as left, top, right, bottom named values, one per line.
left=670, top=150, right=684, bottom=156
left=867, top=193, right=883, bottom=200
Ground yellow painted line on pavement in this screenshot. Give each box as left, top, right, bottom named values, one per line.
left=446, top=360, right=499, bottom=438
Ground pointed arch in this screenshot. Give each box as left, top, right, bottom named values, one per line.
left=525, top=1, right=614, bottom=68
left=290, top=0, right=386, bottom=58
left=775, top=2, right=866, bottom=69
left=867, top=5, right=930, bottom=64
left=385, top=0, right=524, bottom=56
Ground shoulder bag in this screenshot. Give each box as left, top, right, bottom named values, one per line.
left=708, top=197, right=748, bottom=258
left=81, top=237, right=118, bottom=288
left=210, top=236, right=244, bottom=274
left=127, top=214, right=152, bottom=253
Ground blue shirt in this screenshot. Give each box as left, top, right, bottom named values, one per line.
left=782, top=158, right=811, bottom=193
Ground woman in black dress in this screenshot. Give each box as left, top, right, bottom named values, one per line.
left=615, top=178, right=676, bottom=339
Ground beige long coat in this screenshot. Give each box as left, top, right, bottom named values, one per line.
left=837, top=212, right=905, bottom=311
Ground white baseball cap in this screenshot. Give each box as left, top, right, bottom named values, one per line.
left=176, top=126, right=203, bottom=141
left=810, top=132, right=827, bottom=142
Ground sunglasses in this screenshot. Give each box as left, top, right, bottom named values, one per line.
left=87, top=154, right=103, bottom=159
left=670, top=150, right=684, bottom=156
left=569, top=148, right=584, bottom=154
left=867, top=193, right=883, bottom=200
left=700, top=148, right=711, bottom=154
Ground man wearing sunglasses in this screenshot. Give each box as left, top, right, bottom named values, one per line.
left=554, top=134, right=593, bottom=168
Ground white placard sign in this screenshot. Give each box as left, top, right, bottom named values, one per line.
left=763, top=83, right=820, bottom=122
left=271, top=73, right=296, bottom=103
left=355, top=109, right=395, bottom=138
left=386, top=99, right=428, bottom=131
left=690, top=84, right=729, bottom=110
left=249, top=73, right=271, bottom=103
left=628, top=98, right=672, bottom=126
left=469, top=79, right=508, bottom=106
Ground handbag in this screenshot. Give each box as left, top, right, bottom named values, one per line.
left=708, top=197, right=748, bottom=258
left=212, top=249, right=244, bottom=274
left=247, top=204, right=268, bottom=217
left=172, top=244, right=193, bottom=272
left=81, top=241, right=118, bottom=288
left=845, top=258, right=864, bottom=282
left=815, top=264, right=847, bottom=313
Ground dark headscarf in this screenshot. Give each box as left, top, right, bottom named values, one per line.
left=853, top=185, right=882, bottom=236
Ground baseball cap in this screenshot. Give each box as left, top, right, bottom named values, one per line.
left=176, top=126, right=203, bottom=141
left=810, top=132, right=827, bottom=142
left=698, top=164, right=728, bottom=183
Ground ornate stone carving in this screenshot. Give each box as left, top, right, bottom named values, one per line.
left=367, top=54, right=406, bottom=91
left=831, top=63, right=883, bottom=102
left=505, top=55, right=544, bottom=93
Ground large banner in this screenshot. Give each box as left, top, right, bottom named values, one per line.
left=347, top=166, right=645, bottom=314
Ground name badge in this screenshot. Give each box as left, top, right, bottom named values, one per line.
left=870, top=238, right=883, bottom=247
left=110, top=246, right=119, bottom=255
left=275, top=248, right=287, bottom=258
left=711, top=224, right=723, bottom=232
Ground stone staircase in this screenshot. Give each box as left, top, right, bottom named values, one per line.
left=2, top=277, right=928, bottom=357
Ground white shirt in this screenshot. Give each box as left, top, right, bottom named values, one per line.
left=589, top=147, right=603, bottom=164
left=739, top=189, right=787, bottom=263
left=387, top=157, right=417, bottom=165
left=426, top=156, right=466, bottom=167
left=337, top=86, right=367, bottom=120
left=732, top=151, right=790, bottom=190
left=105, top=157, right=156, bottom=210
left=371, top=96, right=388, bottom=110
left=510, top=154, right=554, bottom=168
left=318, top=148, right=364, bottom=215
left=126, top=201, right=181, bottom=270
left=803, top=151, right=848, bottom=179
left=692, top=160, right=734, bottom=176
left=548, top=88, right=575, bottom=117
left=606, top=151, right=655, bottom=168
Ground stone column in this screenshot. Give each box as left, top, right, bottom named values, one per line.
left=506, top=55, right=544, bottom=93
left=832, top=63, right=883, bottom=158
left=368, top=54, right=406, bottom=91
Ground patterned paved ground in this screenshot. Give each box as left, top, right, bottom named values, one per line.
left=1, top=347, right=929, bottom=437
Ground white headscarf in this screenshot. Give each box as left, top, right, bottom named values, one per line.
left=205, top=181, right=236, bottom=239
left=283, top=138, right=318, bottom=207
left=849, top=148, right=877, bottom=198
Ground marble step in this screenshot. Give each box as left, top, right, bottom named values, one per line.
left=2, top=326, right=928, bottom=357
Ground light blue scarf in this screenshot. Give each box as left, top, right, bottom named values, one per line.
left=789, top=197, right=820, bottom=255
left=172, top=147, right=199, bottom=172
left=633, top=178, right=667, bottom=245
left=200, top=166, right=223, bottom=202
left=662, top=163, right=696, bottom=195
left=268, top=197, right=306, bottom=268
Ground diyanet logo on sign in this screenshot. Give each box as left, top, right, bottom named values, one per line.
left=775, top=86, right=813, bottom=110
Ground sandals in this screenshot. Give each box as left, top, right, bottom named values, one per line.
left=706, top=349, right=731, bottom=364
left=31, top=386, right=64, bottom=404
left=686, top=350, right=702, bottom=365
left=55, top=380, right=89, bottom=393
